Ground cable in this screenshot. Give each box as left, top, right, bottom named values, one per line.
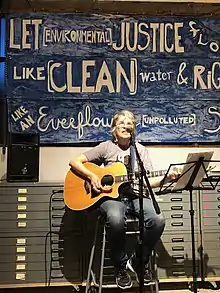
left=44, top=231, right=50, bottom=286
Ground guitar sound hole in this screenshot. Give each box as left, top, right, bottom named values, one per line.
left=101, top=175, right=114, bottom=187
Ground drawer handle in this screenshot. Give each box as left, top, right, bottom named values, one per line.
left=172, top=238, right=184, bottom=242
left=51, top=238, right=64, bottom=243
left=171, top=198, right=182, bottom=202
left=52, top=189, right=63, bottom=194
left=51, top=239, right=64, bottom=244
left=217, top=196, right=220, bottom=200
left=172, top=246, right=184, bottom=251
left=171, top=222, right=183, bottom=226
left=51, top=274, right=64, bottom=279
left=52, top=198, right=64, bottom=202
left=52, top=215, right=63, bottom=219
left=171, top=214, right=183, bottom=219
left=52, top=223, right=62, bottom=227
left=171, top=206, right=183, bottom=210
left=52, top=206, right=65, bottom=211
left=51, top=248, right=64, bottom=253
left=52, top=256, right=64, bottom=261
left=172, top=255, right=184, bottom=259
left=52, top=264, right=64, bottom=269
left=172, top=271, right=185, bottom=276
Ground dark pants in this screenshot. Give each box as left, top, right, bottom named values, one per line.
left=99, top=194, right=165, bottom=269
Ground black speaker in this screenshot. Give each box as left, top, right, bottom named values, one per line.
left=7, top=133, right=40, bottom=182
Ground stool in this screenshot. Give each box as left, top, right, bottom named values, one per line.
left=85, top=215, right=159, bottom=293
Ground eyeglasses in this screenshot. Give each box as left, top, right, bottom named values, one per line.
left=116, top=122, right=133, bottom=128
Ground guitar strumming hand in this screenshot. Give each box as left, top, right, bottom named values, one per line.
left=89, top=173, right=102, bottom=193
left=89, top=172, right=115, bottom=194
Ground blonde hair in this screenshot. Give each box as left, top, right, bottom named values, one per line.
left=111, top=110, right=137, bottom=140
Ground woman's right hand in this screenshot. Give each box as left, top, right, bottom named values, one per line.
left=89, top=174, right=102, bottom=193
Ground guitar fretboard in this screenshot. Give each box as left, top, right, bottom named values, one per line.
left=148, top=169, right=167, bottom=178
left=114, top=169, right=167, bottom=183
left=115, top=175, right=128, bottom=183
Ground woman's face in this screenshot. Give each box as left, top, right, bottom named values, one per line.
left=114, top=115, right=134, bottom=141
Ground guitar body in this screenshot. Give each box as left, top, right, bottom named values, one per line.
left=64, top=162, right=128, bottom=211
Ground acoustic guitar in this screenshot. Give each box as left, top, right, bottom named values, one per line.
left=64, top=162, right=167, bottom=211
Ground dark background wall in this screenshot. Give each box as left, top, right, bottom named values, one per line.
left=1, top=0, right=220, bottom=17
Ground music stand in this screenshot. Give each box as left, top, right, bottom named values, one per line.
left=132, top=140, right=161, bottom=293
left=157, top=152, right=220, bottom=293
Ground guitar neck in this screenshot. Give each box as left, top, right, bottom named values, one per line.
left=148, top=169, right=167, bottom=178
left=115, top=169, right=167, bottom=182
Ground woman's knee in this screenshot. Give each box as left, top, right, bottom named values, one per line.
left=101, top=201, right=126, bottom=229
left=107, top=209, right=126, bottom=229
left=156, top=213, right=166, bottom=231
left=145, top=213, right=165, bottom=232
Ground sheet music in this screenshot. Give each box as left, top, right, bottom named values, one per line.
left=171, top=151, right=214, bottom=191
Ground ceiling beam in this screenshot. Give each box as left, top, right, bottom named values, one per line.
left=1, top=0, right=220, bottom=17
left=99, top=0, right=220, bottom=2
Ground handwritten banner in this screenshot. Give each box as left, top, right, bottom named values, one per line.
left=6, top=13, right=220, bottom=143
left=8, top=98, right=219, bottom=143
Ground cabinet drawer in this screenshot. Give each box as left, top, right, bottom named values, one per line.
left=202, top=202, right=220, bottom=210
left=163, top=210, right=198, bottom=220
left=161, top=232, right=197, bottom=243
left=202, top=218, right=220, bottom=229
